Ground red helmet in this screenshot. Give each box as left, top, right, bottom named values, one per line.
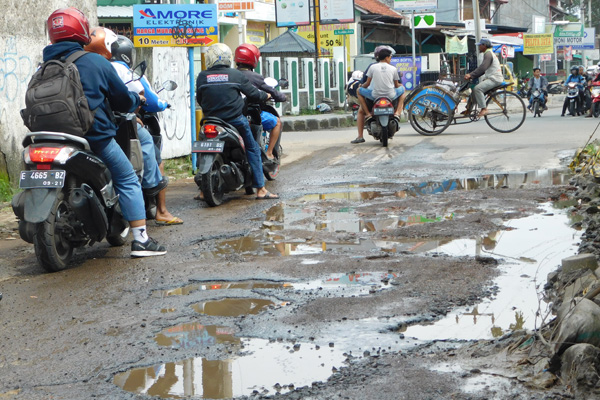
left=47, top=7, right=91, bottom=45
left=234, top=43, right=260, bottom=68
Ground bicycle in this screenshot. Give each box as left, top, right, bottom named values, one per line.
left=405, top=76, right=527, bottom=136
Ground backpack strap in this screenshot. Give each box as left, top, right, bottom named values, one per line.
left=64, top=50, right=89, bottom=64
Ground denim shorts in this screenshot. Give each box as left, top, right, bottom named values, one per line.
left=359, top=86, right=405, bottom=101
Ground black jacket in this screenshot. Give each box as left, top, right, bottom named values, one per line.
left=196, top=65, right=268, bottom=122
left=238, top=68, right=287, bottom=103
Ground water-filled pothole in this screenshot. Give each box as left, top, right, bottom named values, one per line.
left=113, top=338, right=346, bottom=398
left=191, top=298, right=277, bottom=316
left=154, top=322, right=238, bottom=349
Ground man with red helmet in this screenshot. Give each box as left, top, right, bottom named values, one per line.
left=234, top=43, right=287, bottom=161
left=85, top=28, right=182, bottom=226
left=42, top=8, right=166, bottom=257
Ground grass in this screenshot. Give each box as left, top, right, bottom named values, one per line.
left=163, top=155, right=194, bottom=180
left=0, top=172, right=16, bottom=203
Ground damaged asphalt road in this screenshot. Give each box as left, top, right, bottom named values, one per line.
left=0, top=111, right=594, bottom=399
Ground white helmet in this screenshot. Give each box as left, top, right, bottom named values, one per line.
left=351, top=70, right=364, bottom=80
left=205, top=43, right=232, bottom=69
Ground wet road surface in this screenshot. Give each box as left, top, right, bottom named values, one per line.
left=0, top=111, right=590, bottom=399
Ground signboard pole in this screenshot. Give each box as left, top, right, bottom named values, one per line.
left=411, top=10, right=416, bottom=89
left=473, top=0, right=482, bottom=59
left=190, top=47, right=197, bottom=173
left=313, top=0, right=320, bottom=86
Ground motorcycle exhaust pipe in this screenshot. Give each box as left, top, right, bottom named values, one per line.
left=69, top=184, right=109, bottom=242
left=219, top=164, right=244, bottom=191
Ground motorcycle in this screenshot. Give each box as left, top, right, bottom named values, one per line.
left=590, top=81, right=600, bottom=117
left=193, top=78, right=287, bottom=207
left=529, top=89, right=545, bottom=118
left=517, top=73, right=530, bottom=98
left=365, top=97, right=400, bottom=148
left=548, top=80, right=565, bottom=95
left=12, top=63, right=147, bottom=272
left=565, top=82, right=582, bottom=116
left=138, top=79, right=178, bottom=219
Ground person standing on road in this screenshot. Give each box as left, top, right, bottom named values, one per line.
left=464, top=38, right=503, bottom=118
left=196, top=43, right=279, bottom=200
left=43, top=8, right=166, bottom=257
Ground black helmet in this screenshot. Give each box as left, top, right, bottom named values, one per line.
left=571, top=65, right=579, bottom=74
left=111, top=35, right=135, bottom=67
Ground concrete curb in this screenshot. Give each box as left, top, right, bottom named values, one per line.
left=283, top=115, right=355, bottom=132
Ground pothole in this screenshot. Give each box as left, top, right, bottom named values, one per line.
left=113, top=339, right=346, bottom=398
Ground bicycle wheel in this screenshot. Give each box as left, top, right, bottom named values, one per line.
left=484, top=90, right=526, bottom=133
left=408, top=96, right=452, bottom=136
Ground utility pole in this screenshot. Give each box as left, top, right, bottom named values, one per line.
left=472, top=0, right=482, bottom=59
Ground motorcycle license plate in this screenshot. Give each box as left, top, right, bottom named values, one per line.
left=373, top=108, right=394, bottom=115
left=192, top=140, right=225, bottom=153
left=19, top=170, right=65, bottom=189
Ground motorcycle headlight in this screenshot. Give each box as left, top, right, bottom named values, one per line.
left=533, top=90, right=540, bottom=96
left=592, top=88, right=600, bottom=96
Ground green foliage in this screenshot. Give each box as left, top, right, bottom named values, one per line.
left=0, top=172, right=16, bottom=203
left=163, top=156, right=194, bottom=179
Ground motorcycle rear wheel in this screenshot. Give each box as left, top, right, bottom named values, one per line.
left=594, top=102, right=600, bottom=118
left=381, top=126, right=389, bottom=147
left=200, top=155, right=225, bottom=207
left=33, top=190, right=73, bottom=272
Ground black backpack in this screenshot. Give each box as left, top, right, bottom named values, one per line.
left=21, top=51, right=95, bottom=137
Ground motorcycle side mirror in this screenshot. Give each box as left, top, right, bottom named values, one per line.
left=156, top=80, right=178, bottom=93
left=278, top=78, right=289, bottom=89
left=125, top=61, right=147, bottom=84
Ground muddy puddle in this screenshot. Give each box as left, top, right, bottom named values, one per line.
left=115, top=171, right=579, bottom=398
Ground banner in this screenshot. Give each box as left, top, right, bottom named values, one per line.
left=275, top=0, right=311, bottom=27
left=296, top=24, right=351, bottom=56
left=391, top=56, right=422, bottom=90
left=394, top=0, right=437, bottom=11
left=133, top=4, right=218, bottom=47
left=523, top=33, right=553, bottom=55
left=554, top=28, right=595, bottom=50
left=319, top=0, right=355, bottom=25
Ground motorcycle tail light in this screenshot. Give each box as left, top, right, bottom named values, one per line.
left=376, top=99, right=392, bottom=107
left=37, top=164, right=51, bottom=170
left=203, top=124, right=220, bottom=139
left=25, top=146, right=76, bottom=164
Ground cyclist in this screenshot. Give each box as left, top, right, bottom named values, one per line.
left=464, top=38, right=503, bottom=118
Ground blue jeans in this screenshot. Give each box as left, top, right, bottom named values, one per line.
left=137, top=123, right=162, bottom=189
left=528, top=91, right=546, bottom=107
left=89, top=137, right=146, bottom=222
left=230, top=115, right=264, bottom=189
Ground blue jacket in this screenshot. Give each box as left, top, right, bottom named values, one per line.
left=42, top=41, right=141, bottom=141
left=565, top=74, right=585, bottom=87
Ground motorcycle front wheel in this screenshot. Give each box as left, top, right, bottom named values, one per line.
left=33, top=190, right=74, bottom=272
left=533, top=101, right=540, bottom=117
left=569, top=101, right=575, bottom=116
left=594, top=102, right=600, bottom=118
left=200, top=155, right=225, bottom=207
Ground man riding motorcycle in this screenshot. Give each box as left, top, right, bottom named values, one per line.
left=84, top=28, right=181, bottom=227
left=527, top=67, right=548, bottom=112
left=562, top=66, right=586, bottom=116
left=357, top=47, right=405, bottom=121
left=40, top=8, right=166, bottom=257
left=196, top=43, right=278, bottom=200
left=234, top=43, right=287, bottom=162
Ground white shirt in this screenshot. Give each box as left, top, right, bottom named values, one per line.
left=111, top=61, right=144, bottom=94
left=366, top=62, right=399, bottom=99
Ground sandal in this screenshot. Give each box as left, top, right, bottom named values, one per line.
left=256, top=191, right=280, bottom=200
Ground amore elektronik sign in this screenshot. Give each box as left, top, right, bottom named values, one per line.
left=133, top=4, right=219, bottom=47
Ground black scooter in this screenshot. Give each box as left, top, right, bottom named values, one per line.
left=11, top=63, right=147, bottom=272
